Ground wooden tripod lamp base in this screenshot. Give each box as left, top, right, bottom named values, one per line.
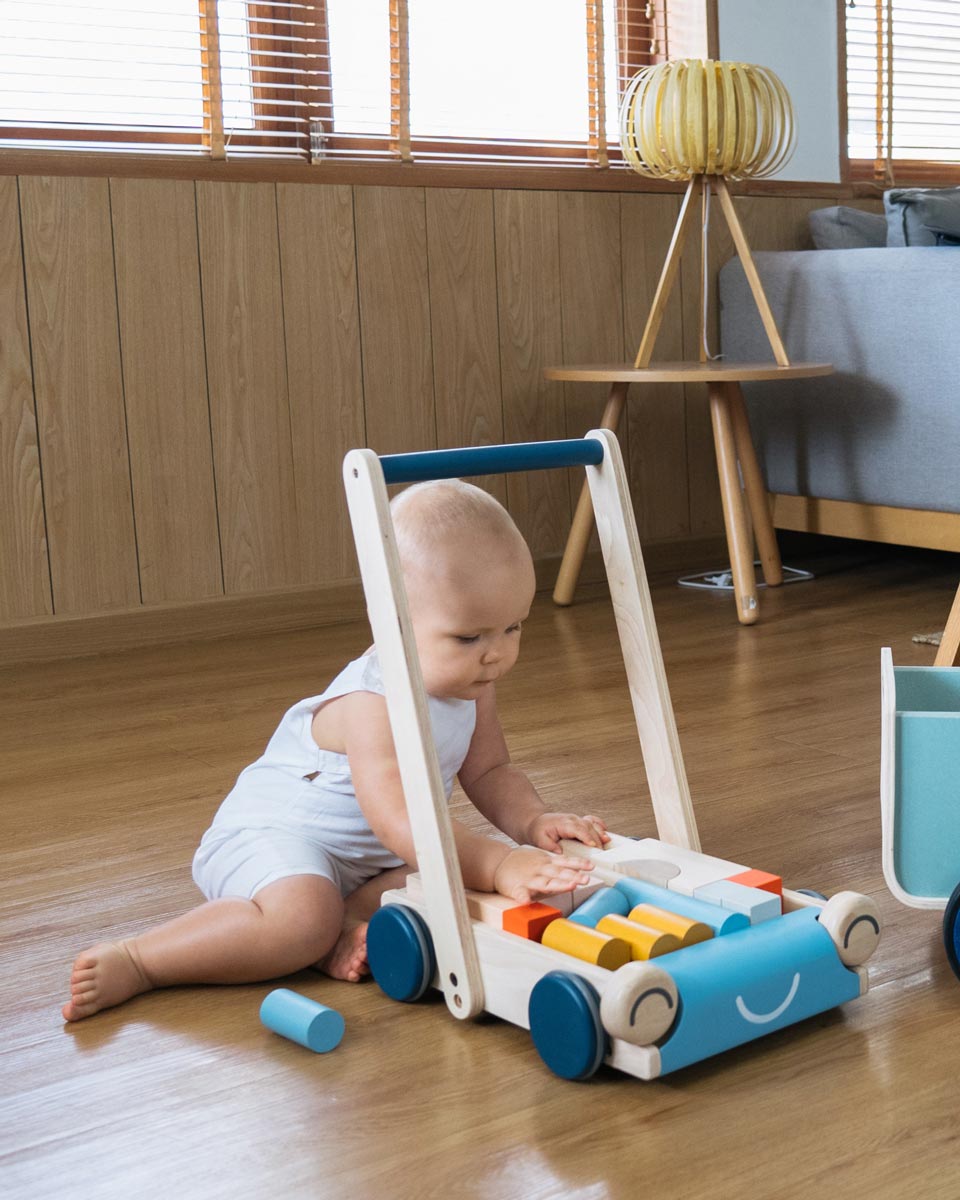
left=635, top=173, right=790, bottom=371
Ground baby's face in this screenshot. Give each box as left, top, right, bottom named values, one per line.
left=407, top=552, right=535, bottom=701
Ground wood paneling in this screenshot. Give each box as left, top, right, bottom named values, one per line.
left=557, top=192, right=624, bottom=549
left=621, top=193, right=692, bottom=541
left=110, top=178, right=222, bottom=604
left=196, top=181, right=300, bottom=593
left=424, top=188, right=506, bottom=504
left=0, top=177, right=50, bottom=621
left=19, top=176, right=140, bottom=614
left=680, top=188, right=723, bottom=538
left=277, top=183, right=365, bottom=582
left=354, top=186, right=435, bottom=456
left=494, top=190, right=568, bottom=557
left=0, top=177, right=828, bottom=640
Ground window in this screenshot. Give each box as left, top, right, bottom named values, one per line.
left=0, top=0, right=665, bottom=168
left=846, top=0, right=960, bottom=183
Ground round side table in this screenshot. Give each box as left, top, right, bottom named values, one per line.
left=543, top=361, right=834, bottom=625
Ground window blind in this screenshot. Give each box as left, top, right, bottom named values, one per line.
left=847, top=0, right=960, bottom=182
left=0, top=0, right=666, bottom=166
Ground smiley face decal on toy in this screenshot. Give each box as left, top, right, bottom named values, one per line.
left=735, top=971, right=800, bottom=1024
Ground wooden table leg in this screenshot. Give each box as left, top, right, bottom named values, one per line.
left=935, top=582, right=960, bottom=667
left=553, top=382, right=629, bottom=606
left=708, top=381, right=759, bottom=625
left=728, top=382, right=783, bottom=587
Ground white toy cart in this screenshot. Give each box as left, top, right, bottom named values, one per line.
left=343, top=430, right=881, bottom=1080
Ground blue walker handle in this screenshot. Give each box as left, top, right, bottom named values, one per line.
left=379, top=438, right=604, bottom=484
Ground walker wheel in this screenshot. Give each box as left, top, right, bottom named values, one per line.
left=528, top=971, right=606, bottom=1080
left=367, top=904, right=436, bottom=1002
left=942, top=880, right=960, bottom=981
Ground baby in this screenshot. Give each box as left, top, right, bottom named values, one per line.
left=63, top=479, right=607, bottom=1022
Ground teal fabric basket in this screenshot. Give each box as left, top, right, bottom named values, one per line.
left=881, top=650, right=960, bottom=906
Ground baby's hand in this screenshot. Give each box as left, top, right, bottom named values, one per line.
left=526, top=812, right=610, bottom=854
left=492, top=847, right=593, bottom=904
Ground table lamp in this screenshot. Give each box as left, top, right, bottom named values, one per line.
left=619, top=59, right=796, bottom=367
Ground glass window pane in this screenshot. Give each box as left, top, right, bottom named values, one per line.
left=0, top=0, right=204, bottom=129
left=327, top=0, right=391, bottom=135
left=408, top=0, right=588, bottom=142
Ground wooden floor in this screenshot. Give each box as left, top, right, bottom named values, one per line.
left=4, top=539, right=960, bottom=1200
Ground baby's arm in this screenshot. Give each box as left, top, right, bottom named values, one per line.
left=339, top=691, right=591, bottom=898
left=458, top=685, right=610, bottom=855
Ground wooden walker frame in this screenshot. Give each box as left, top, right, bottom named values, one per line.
left=343, top=431, right=878, bottom=1080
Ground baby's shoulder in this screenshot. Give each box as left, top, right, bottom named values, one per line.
left=311, top=686, right=389, bottom=755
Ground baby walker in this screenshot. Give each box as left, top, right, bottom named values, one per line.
left=343, top=430, right=881, bottom=1080
left=881, top=586, right=960, bottom=978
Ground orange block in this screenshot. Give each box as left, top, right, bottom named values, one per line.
left=502, top=901, right=562, bottom=942
left=726, top=869, right=782, bottom=896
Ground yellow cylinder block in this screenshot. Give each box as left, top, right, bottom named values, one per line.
left=596, top=914, right=682, bottom=960
left=628, top=903, right=714, bottom=948
left=541, top=917, right=631, bottom=970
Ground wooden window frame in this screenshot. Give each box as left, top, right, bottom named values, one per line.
left=0, top=0, right=664, bottom=168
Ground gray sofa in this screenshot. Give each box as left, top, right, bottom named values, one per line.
left=718, top=247, right=960, bottom=528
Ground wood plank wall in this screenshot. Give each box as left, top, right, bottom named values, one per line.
left=0, top=175, right=844, bottom=636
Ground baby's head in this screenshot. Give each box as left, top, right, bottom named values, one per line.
left=390, top=480, right=536, bottom=700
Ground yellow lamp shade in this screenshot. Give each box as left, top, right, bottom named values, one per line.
left=619, top=59, right=796, bottom=181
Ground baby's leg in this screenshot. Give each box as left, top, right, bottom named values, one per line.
left=63, top=874, right=343, bottom=1022
left=314, top=865, right=411, bottom=982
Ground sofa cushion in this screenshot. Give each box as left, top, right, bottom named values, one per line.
left=718, top=248, right=960, bottom=516
left=809, top=205, right=887, bottom=249
left=884, top=186, right=960, bottom=246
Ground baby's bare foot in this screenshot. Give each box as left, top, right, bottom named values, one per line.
left=316, top=922, right=369, bottom=983
left=61, top=940, right=153, bottom=1022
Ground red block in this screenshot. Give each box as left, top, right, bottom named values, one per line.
left=726, top=869, right=782, bottom=896
left=502, top=902, right=562, bottom=942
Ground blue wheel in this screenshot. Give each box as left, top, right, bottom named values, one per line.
left=797, top=888, right=828, bottom=901
left=942, top=880, right=960, bottom=981
left=528, top=971, right=607, bottom=1081
left=367, top=904, right=436, bottom=1003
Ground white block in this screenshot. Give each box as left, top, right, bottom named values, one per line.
left=693, top=879, right=782, bottom=924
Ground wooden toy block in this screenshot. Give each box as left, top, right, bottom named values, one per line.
left=559, top=839, right=681, bottom=888
left=627, top=903, right=713, bottom=947
left=726, top=869, right=783, bottom=897
left=568, top=886, right=631, bottom=928
left=406, top=871, right=596, bottom=929
left=561, top=836, right=750, bottom=897
left=404, top=872, right=515, bottom=928
left=628, top=839, right=749, bottom=896
left=548, top=880, right=605, bottom=917
left=502, top=902, right=562, bottom=942
left=541, top=917, right=632, bottom=970
left=693, top=879, right=781, bottom=924
left=596, top=914, right=682, bottom=960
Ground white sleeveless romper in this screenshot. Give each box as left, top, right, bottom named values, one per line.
left=192, top=652, right=477, bottom=900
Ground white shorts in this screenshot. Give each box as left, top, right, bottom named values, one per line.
left=191, top=826, right=391, bottom=902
